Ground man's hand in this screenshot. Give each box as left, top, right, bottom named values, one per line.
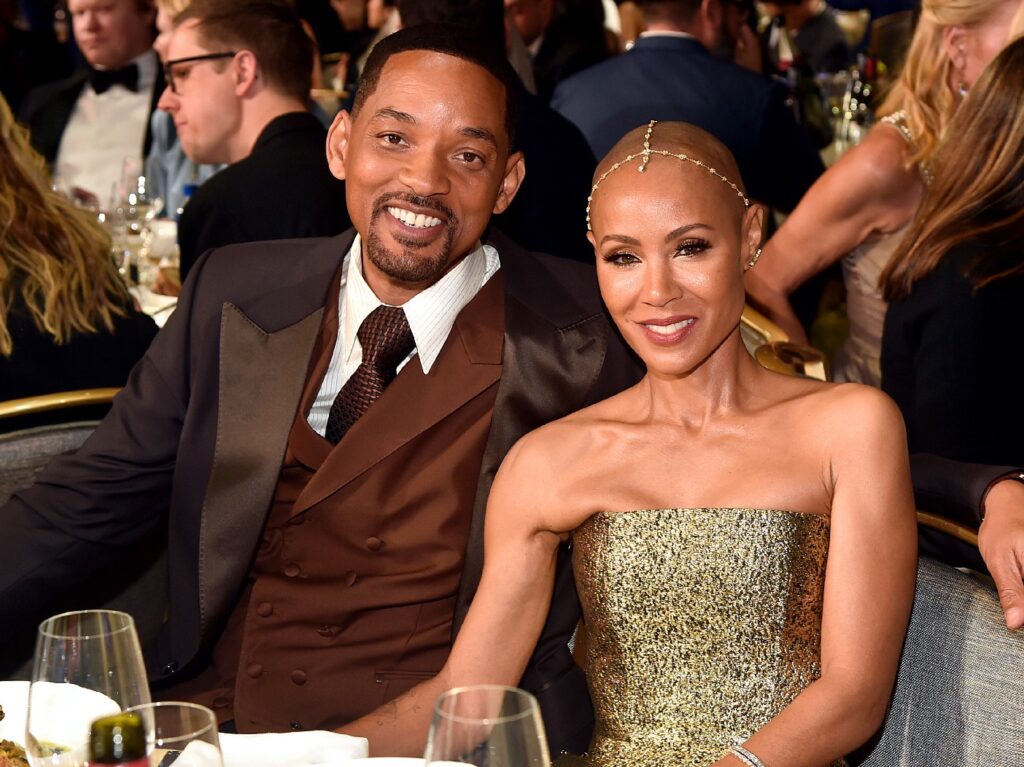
left=979, top=477, right=1024, bottom=630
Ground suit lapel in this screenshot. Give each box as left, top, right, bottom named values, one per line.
left=292, top=270, right=506, bottom=515
left=197, top=302, right=324, bottom=633
left=453, top=292, right=610, bottom=633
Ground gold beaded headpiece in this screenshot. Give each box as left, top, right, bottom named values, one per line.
left=586, top=120, right=751, bottom=231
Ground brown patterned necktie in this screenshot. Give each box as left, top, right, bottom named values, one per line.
left=324, top=305, right=415, bottom=445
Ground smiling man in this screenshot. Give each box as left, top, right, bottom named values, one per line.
left=0, top=23, right=639, bottom=757
left=158, top=0, right=349, bottom=279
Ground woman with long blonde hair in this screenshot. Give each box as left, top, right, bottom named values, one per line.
left=880, top=36, right=1024, bottom=466
left=745, top=0, right=1024, bottom=385
left=0, top=94, right=157, bottom=402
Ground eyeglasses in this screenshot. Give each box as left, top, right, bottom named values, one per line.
left=162, top=52, right=237, bottom=94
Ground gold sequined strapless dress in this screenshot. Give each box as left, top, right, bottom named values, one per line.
left=561, top=507, right=840, bottom=767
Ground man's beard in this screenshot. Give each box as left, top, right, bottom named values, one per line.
left=365, top=193, right=459, bottom=285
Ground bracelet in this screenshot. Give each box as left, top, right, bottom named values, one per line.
left=729, top=745, right=767, bottom=767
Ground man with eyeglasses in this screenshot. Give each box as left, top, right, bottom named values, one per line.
left=158, top=0, right=350, bottom=280
left=19, top=0, right=162, bottom=206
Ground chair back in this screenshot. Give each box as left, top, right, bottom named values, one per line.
left=0, top=418, right=167, bottom=680
left=851, top=556, right=1024, bottom=766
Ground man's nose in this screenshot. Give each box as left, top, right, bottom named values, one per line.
left=157, top=85, right=177, bottom=112
left=397, top=148, right=451, bottom=198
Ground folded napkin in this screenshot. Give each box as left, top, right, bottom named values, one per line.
left=218, top=730, right=368, bottom=767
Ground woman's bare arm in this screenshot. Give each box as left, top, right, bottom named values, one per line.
left=713, top=386, right=918, bottom=767
left=337, top=429, right=570, bottom=755
left=744, top=127, right=923, bottom=342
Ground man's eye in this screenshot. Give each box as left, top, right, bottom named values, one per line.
left=457, top=151, right=483, bottom=164
left=383, top=133, right=403, bottom=145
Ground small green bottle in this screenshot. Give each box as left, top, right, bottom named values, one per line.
left=86, top=712, right=149, bottom=767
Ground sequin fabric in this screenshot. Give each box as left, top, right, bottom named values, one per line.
left=559, top=508, right=843, bottom=767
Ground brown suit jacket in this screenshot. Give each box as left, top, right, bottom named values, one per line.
left=0, top=228, right=640, bottom=751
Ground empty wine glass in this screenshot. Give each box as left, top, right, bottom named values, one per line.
left=127, top=702, right=223, bottom=767
left=26, top=610, right=151, bottom=766
left=423, top=686, right=550, bottom=767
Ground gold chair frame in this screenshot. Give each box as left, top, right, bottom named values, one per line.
left=740, top=305, right=828, bottom=381
left=0, top=388, right=121, bottom=421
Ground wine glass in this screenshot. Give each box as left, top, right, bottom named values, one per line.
left=127, top=702, right=223, bottom=767
left=423, top=686, right=550, bottom=767
left=25, top=610, right=151, bottom=766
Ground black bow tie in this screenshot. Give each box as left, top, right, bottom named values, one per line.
left=89, top=63, right=139, bottom=94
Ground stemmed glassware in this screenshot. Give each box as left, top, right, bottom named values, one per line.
left=127, top=702, right=224, bottom=767
left=423, top=686, right=550, bottom=767
left=25, top=610, right=152, bottom=766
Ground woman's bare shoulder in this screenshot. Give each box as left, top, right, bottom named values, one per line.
left=796, top=381, right=905, bottom=447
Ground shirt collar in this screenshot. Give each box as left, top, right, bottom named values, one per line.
left=638, top=30, right=697, bottom=41
left=341, top=234, right=500, bottom=374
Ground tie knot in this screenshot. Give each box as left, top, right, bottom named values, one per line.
left=357, top=305, right=414, bottom=369
left=89, top=63, right=140, bottom=94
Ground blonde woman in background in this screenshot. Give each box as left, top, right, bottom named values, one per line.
left=0, top=95, right=157, bottom=404
left=745, top=0, right=1024, bottom=385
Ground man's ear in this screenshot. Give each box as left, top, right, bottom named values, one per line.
left=492, top=150, right=526, bottom=215
left=698, top=0, right=724, bottom=46
left=326, top=110, right=352, bottom=181
left=233, top=50, right=259, bottom=96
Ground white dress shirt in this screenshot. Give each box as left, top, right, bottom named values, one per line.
left=306, top=234, right=501, bottom=436
left=55, top=49, right=158, bottom=205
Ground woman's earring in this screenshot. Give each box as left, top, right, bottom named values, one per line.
left=957, top=80, right=969, bottom=98
left=745, top=248, right=762, bottom=271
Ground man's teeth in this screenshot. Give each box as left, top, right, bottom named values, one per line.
left=644, top=319, right=695, bottom=335
left=387, top=207, right=442, bottom=229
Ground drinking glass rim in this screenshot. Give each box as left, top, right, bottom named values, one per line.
left=126, top=701, right=219, bottom=745
left=37, top=609, right=137, bottom=640
left=433, top=685, right=540, bottom=725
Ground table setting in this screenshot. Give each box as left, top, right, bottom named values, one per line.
left=1, top=610, right=550, bottom=767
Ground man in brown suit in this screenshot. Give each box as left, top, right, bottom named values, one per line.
left=0, top=24, right=638, bottom=755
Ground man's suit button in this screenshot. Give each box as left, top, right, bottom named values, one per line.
left=256, top=602, right=273, bottom=617
left=289, top=721, right=303, bottom=731
left=291, top=669, right=307, bottom=686
left=161, top=661, right=179, bottom=675
left=246, top=663, right=264, bottom=678
left=284, top=563, right=301, bottom=577
left=212, top=696, right=230, bottom=709
left=365, top=537, right=383, bottom=552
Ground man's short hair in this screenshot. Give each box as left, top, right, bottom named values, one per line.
left=353, top=24, right=519, bottom=149
left=637, top=0, right=702, bottom=26
left=175, top=0, right=312, bottom=102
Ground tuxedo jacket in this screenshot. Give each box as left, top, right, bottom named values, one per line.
left=0, top=228, right=640, bottom=752
left=18, top=55, right=166, bottom=166
left=551, top=35, right=824, bottom=213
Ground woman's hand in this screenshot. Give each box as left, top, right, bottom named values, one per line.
left=980, top=477, right=1024, bottom=630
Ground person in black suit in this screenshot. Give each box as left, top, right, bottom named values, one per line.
left=159, top=0, right=350, bottom=280
left=506, top=0, right=610, bottom=102
left=19, top=0, right=162, bottom=206
left=551, top=0, right=824, bottom=214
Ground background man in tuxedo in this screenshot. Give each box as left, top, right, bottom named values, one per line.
left=158, top=0, right=350, bottom=280
left=20, top=0, right=160, bottom=205
left=551, top=0, right=824, bottom=214
left=0, top=24, right=638, bottom=755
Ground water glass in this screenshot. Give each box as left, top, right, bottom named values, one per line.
left=127, top=702, right=223, bottom=767
left=26, top=610, right=151, bottom=766
left=423, top=685, right=550, bottom=766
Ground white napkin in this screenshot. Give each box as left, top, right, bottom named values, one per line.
left=218, top=730, right=368, bottom=767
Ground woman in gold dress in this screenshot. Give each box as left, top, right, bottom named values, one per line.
left=347, top=121, right=918, bottom=766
